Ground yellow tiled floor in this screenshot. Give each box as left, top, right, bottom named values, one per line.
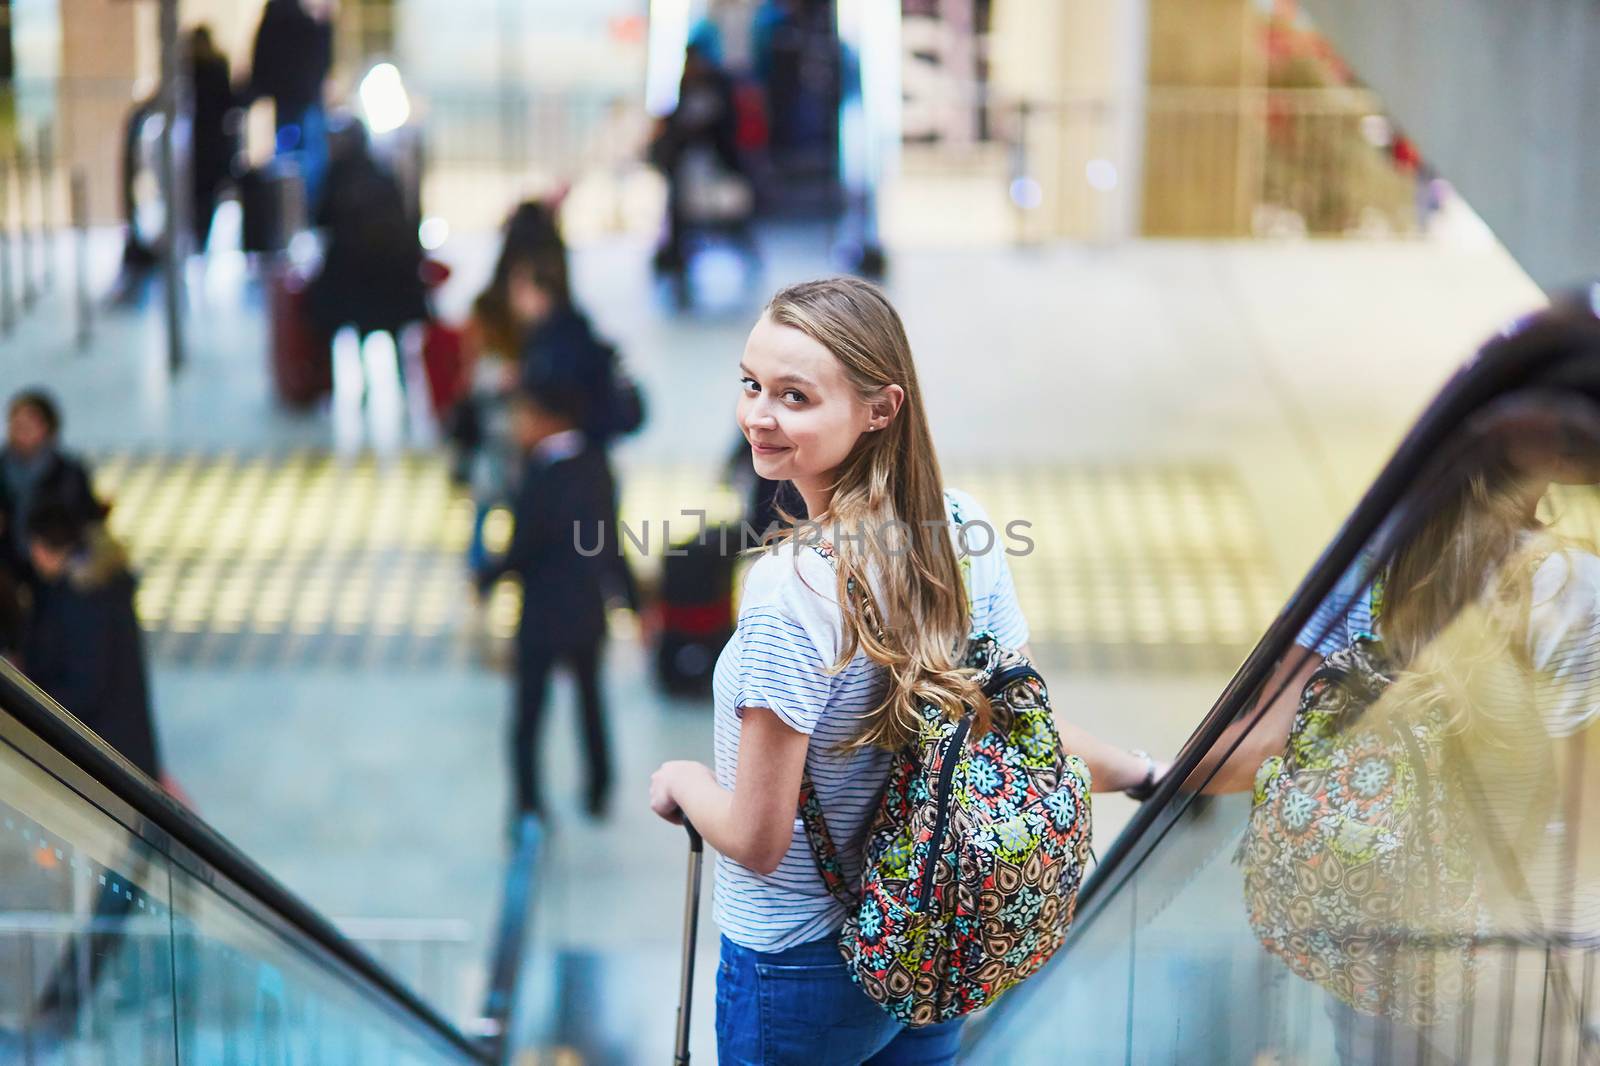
left=94, top=451, right=1279, bottom=672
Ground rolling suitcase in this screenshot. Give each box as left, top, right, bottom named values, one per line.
left=676, top=822, right=705, bottom=1066
left=420, top=318, right=468, bottom=417
left=654, top=527, right=736, bottom=695
left=266, top=262, right=333, bottom=408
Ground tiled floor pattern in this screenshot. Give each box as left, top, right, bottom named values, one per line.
left=91, top=450, right=1281, bottom=674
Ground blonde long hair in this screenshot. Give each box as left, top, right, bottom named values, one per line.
left=1377, top=459, right=1559, bottom=815
left=764, top=278, right=988, bottom=751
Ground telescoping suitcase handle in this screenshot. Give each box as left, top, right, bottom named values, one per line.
left=675, top=820, right=705, bottom=1066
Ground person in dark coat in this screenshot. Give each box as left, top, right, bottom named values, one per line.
left=0, top=390, right=100, bottom=585
left=476, top=381, right=616, bottom=819
left=22, top=503, right=161, bottom=780
left=246, top=0, right=333, bottom=206
left=188, top=26, right=237, bottom=253
left=307, top=121, right=428, bottom=390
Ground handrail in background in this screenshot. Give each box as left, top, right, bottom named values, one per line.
left=0, top=658, right=492, bottom=1064
left=475, top=812, right=543, bottom=1064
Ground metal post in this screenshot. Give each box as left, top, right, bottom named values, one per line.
left=157, top=0, right=186, bottom=374
left=37, top=125, right=55, bottom=294
left=15, top=138, right=35, bottom=310
left=71, top=169, right=91, bottom=350
left=0, top=160, right=15, bottom=335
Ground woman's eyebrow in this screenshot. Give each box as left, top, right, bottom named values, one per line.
left=738, top=365, right=819, bottom=390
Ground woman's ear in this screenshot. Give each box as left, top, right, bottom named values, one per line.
left=867, top=384, right=905, bottom=431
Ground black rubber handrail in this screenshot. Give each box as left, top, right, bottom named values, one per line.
left=0, top=659, right=492, bottom=1064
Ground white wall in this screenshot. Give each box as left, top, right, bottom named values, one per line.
left=1299, top=0, right=1600, bottom=293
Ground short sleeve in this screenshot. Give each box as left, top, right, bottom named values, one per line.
left=946, top=488, right=1031, bottom=650
left=733, top=548, right=842, bottom=736
left=1295, top=555, right=1378, bottom=658
left=1527, top=551, right=1600, bottom=738
left=972, top=551, right=1029, bottom=650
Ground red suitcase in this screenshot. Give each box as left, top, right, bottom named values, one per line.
left=267, top=263, right=333, bottom=408
left=421, top=318, right=469, bottom=416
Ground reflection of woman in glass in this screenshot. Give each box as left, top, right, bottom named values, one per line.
left=1232, top=414, right=1600, bottom=1061
left=1384, top=420, right=1600, bottom=940
left=1198, top=418, right=1600, bottom=804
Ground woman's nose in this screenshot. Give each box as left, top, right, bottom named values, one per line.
left=743, top=401, right=777, bottom=429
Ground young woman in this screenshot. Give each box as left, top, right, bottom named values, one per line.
left=648, top=277, right=1164, bottom=1064
left=461, top=201, right=566, bottom=571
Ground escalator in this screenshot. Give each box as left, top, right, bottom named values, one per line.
left=967, top=295, right=1600, bottom=1063
left=0, top=655, right=538, bottom=1063
left=9, top=296, right=1600, bottom=1065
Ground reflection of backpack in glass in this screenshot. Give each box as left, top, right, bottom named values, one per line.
left=1239, top=639, right=1480, bottom=1025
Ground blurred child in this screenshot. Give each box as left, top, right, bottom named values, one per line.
left=476, top=381, right=616, bottom=819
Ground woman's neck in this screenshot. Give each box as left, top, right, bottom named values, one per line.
left=793, top=478, right=831, bottom=528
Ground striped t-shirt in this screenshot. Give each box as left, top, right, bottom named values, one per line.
left=711, top=489, right=1030, bottom=952
left=1295, top=553, right=1380, bottom=658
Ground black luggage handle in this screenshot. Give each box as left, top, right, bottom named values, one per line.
left=675, top=819, right=704, bottom=1065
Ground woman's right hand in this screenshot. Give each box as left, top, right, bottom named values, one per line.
left=649, top=761, right=690, bottom=825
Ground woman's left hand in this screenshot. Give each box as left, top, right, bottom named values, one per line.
left=649, top=760, right=711, bottom=825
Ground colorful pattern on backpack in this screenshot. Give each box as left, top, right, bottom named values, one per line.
left=1238, top=639, right=1479, bottom=1025
left=800, top=631, right=1093, bottom=1026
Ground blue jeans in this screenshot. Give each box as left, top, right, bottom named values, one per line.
left=716, top=935, right=965, bottom=1066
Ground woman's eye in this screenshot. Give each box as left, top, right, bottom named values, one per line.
left=740, top=377, right=759, bottom=393
left=782, top=389, right=807, bottom=404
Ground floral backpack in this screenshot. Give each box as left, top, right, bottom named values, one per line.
left=800, top=529, right=1093, bottom=1027
left=1238, top=638, right=1480, bottom=1025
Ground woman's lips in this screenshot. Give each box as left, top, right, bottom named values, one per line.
left=750, top=443, right=789, bottom=455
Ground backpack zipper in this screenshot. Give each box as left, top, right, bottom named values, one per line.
left=918, top=715, right=973, bottom=913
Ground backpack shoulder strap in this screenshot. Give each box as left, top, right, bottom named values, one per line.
left=797, top=536, right=861, bottom=907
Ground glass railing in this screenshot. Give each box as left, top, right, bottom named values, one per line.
left=0, top=663, right=490, bottom=1064
left=970, top=298, right=1600, bottom=1063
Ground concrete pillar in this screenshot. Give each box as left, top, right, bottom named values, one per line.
left=1140, top=0, right=1262, bottom=236
left=989, top=0, right=1148, bottom=242
left=56, top=0, right=155, bottom=225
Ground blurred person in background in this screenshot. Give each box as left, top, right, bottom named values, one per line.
left=0, top=390, right=99, bottom=587
left=0, top=566, right=22, bottom=664
left=246, top=0, right=334, bottom=209
left=506, top=229, right=643, bottom=609
left=476, top=382, right=616, bottom=821
left=23, top=503, right=161, bottom=781
left=187, top=25, right=238, bottom=255
left=460, top=200, right=568, bottom=572
left=649, top=24, right=744, bottom=279
left=307, top=120, right=428, bottom=399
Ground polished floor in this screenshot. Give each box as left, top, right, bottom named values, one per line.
left=0, top=212, right=1544, bottom=1061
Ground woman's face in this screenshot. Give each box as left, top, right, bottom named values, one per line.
left=738, top=315, right=872, bottom=497
left=506, top=266, right=552, bottom=328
